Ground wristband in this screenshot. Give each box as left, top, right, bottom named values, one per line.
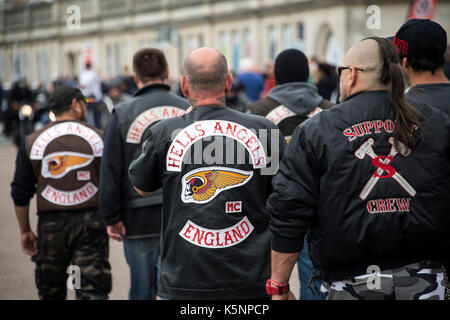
left=265, top=278, right=290, bottom=296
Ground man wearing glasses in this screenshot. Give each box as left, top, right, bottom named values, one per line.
left=267, top=37, right=450, bottom=300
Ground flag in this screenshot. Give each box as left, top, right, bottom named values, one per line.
left=408, top=0, right=438, bottom=20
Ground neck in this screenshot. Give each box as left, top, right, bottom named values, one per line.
left=408, top=69, right=449, bottom=87
left=349, top=83, right=389, bottom=96
left=189, top=95, right=226, bottom=108
left=55, top=114, right=79, bottom=122
left=138, top=79, right=167, bottom=89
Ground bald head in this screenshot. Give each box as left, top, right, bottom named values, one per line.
left=343, top=39, right=381, bottom=84
left=339, top=37, right=399, bottom=101
left=183, top=47, right=229, bottom=93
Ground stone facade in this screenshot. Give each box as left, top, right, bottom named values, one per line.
left=0, top=0, right=448, bottom=87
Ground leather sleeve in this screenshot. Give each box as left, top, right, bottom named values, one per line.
left=99, top=112, right=124, bottom=225
left=10, top=141, right=37, bottom=206
left=128, top=129, right=165, bottom=193
left=267, top=123, right=322, bottom=253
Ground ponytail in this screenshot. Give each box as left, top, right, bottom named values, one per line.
left=366, top=37, right=423, bottom=155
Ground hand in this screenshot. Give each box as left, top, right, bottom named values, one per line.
left=21, top=231, right=37, bottom=256
left=272, top=291, right=296, bottom=300
left=107, top=221, right=126, bottom=241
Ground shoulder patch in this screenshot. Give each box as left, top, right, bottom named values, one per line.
left=30, top=122, right=103, bottom=160
left=166, top=120, right=266, bottom=171
left=126, top=106, right=186, bottom=144
left=266, top=105, right=296, bottom=125
left=179, top=216, right=254, bottom=249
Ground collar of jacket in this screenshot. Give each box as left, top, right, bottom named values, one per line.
left=343, top=90, right=389, bottom=102
left=191, top=104, right=225, bottom=112
left=133, top=83, right=170, bottom=97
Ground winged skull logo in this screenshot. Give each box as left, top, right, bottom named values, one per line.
left=41, top=152, right=94, bottom=179
left=182, top=167, right=253, bottom=204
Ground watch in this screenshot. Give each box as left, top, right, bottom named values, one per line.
left=265, top=278, right=290, bottom=296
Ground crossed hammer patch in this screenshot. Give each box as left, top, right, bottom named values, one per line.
left=354, top=137, right=416, bottom=200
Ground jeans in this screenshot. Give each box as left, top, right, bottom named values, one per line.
left=297, top=238, right=325, bottom=300
left=123, top=236, right=161, bottom=300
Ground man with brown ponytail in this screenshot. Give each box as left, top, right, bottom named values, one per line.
left=394, top=19, right=450, bottom=118
left=266, top=37, right=450, bottom=300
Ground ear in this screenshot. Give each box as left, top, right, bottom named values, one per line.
left=180, top=76, right=189, bottom=98
left=71, top=98, right=81, bottom=114
left=401, top=57, right=410, bottom=69
left=133, top=72, right=140, bottom=86
left=164, top=68, right=169, bottom=81
left=225, top=73, right=233, bottom=95
left=348, top=67, right=358, bottom=88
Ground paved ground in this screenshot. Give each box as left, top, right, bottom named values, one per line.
left=0, top=135, right=300, bottom=300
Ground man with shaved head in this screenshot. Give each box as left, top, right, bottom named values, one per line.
left=267, top=37, right=450, bottom=300
left=129, top=48, right=286, bottom=299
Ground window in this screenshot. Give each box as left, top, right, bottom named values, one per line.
left=186, top=34, right=199, bottom=52
left=106, top=43, right=114, bottom=79
left=114, top=43, right=121, bottom=76
left=219, top=31, right=229, bottom=58
left=0, top=53, right=3, bottom=82
left=268, top=25, right=278, bottom=60
left=296, top=22, right=306, bottom=51
left=243, top=28, right=252, bottom=58
left=231, top=30, right=240, bottom=72
left=282, top=24, right=292, bottom=50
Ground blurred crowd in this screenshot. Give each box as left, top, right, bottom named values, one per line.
left=2, top=50, right=449, bottom=146
left=0, top=56, right=354, bottom=143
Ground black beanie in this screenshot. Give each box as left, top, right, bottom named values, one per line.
left=274, top=49, right=309, bottom=85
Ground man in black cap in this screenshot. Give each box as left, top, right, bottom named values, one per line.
left=250, top=48, right=332, bottom=143
left=268, top=36, right=450, bottom=300
left=394, top=19, right=450, bottom=117
left=10, top=85, right=112, bottom=299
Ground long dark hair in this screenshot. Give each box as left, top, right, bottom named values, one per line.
left=366, top=37, right=423, bottom=155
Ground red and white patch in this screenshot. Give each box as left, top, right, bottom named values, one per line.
left=77, top=170, right=91, bottom=181
left=355, top=137, right=415, bottom=200
left=41, top=182, right=98, bottom=206
left=225, top=201, right=242, bottom=213
left=366, top=198, right=411, bottom=214
left=167, top=120, right=266, bottom=171
left=126, top=106, right=186, bottom=144
left=307, top=107, right=324, bottom=118
left=30, top=122, right=103, bottom=160
left=266, top=105, right=296, bottom=125
left=179, top=216, right=254, bottom=249
left=266, top=105, right=323, bottom=125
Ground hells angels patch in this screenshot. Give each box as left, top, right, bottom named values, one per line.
left=179, top=216, right=254, bottom=248
left=181, top=167, right=253, bottom=204
left=41, top=152, right=94, bottom=179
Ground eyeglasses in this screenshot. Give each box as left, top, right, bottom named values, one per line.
left=337, top=66, right=365, bottom=77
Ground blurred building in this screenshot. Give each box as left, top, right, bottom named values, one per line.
left=0, top=0, right=449, bottom=87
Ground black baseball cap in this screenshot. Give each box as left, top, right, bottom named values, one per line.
left=394, top=19, right=447, bottom=60
left=49, top=85, right=86, bottom=110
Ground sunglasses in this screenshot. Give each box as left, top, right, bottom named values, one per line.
left=337, top=66, right=365, bottom=77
